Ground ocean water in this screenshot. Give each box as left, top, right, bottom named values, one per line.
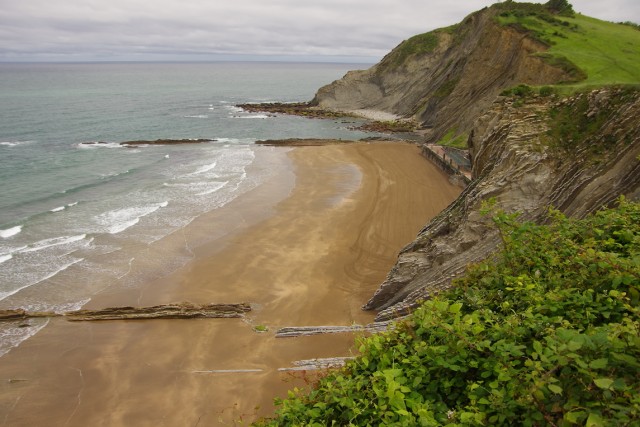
left=0, top=61, right=374, bottom=356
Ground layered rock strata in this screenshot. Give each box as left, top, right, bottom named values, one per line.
left=0, top=302, right=251, bottom=321
left=365, top=88, right=640, bottom=321
left=311, top=6, right=574, bottom=143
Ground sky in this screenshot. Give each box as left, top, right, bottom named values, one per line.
left=1, top=0, right=638, bottom=63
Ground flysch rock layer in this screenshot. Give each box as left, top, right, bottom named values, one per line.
left=365, top=89, right=640, bottom=321
left=0, top=302, right=251, bottom=321
left=311, top=6, right=573, bottom=144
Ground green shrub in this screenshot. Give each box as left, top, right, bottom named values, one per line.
left=545, top=0, right=575, bottom=16
left=537, top=53, right=587, bottom=83
left=380, top=32, right=439, bottom=69
left=434, top=78, right=461, bottom=98
left=619, top=21, right=640, bottom=31
left=437, top=128, right=468, bottom=149
left=539, top=85, right=555, bottom=96
left=254, top=199, right=640, bottom=426
left=545, top=88, right=640, bottom=152
left=501, top=84, right=534, bottom=97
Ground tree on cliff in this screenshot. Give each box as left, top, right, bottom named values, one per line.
left=546, top=0, right=575, bottom=15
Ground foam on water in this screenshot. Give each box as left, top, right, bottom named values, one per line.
left=0, top=144, right=269, bottom=356
left=235, top=114, right=270, bottom=119
left=101, top=170, right=130, bottom=179
left=0, top=140, right=32, bottom=147
left=0, top=319, right=49, bottom=357
left=20, top=234, right=87, bottom=253
left=24, top=298, right=91, bottom=315
left=0, top=257, right=83, bottom=301
left=195, top=181, right=229, bottom=196
left=0, top=245, right=27, bottom=257
left=191, top=161, right=218, bottom=176
left=77, top=142, right=125, bottom=149
left=226, top=106, right=243, bottom=114
left=94, top=202, right=167, bottom=234
left=0, top=226, right=22, bottom=239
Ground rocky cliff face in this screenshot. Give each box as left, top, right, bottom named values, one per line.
left=310, top=3, right=640, bottom=321
left=365, top=88, right=640, bottom=321
left=311, top=6, right=573, bottom=142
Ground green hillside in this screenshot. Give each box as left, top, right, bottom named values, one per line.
left=496, top=3, right=640, bottom=88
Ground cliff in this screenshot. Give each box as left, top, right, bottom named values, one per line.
left=311, top=5, right=575, bottom=143
left=307, top=1, right=640, bottom=321
left=365, top=87, right=640, bottom=320
left=253, top=2, right=640, bottom=424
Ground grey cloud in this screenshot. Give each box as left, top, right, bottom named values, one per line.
left=1, top=0, right=638, bottom=62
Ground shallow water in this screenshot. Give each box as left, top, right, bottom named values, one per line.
left=0, top=61, right=374, bottom=356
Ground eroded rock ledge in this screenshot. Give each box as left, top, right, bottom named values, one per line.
left=255, top=138, right=357, bottom=146
left=0, top=302, right=251, bottom=321
left=236, top=102, right=351, bottom=120
left=238, top=103, right=418, bottom=134
left=366, top=88, right=640, bottom=321
left=80, top=139, right=213, bottom=147
left=274, top=321, right=397, bottom=338
left=255, top=138, right=408, bottom=146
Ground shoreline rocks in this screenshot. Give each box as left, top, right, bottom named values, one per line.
left=365, top=89, right=640, bottom=321
left=236, top=102, right=353, bottom=120
left=79, top=139, right=214, bottom=147
left=0, top=302, right=251, bottom=322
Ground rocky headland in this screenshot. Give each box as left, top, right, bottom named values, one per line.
left=251, top=2, right=640, bottom=322
left=366, top=88, right=640, bottom=320
left=310, top=4, right=577, bottom=143
left=253, top=2, right=640, bottom=423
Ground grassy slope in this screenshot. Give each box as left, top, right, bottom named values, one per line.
left=438, top=6, right=640, bottom=148
left=558, top=15, right=640, bottom=87
left=498, top=12, right=640, bottom=89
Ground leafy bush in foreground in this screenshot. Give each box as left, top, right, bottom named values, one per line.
left=254, top=199, right=640, bottom=426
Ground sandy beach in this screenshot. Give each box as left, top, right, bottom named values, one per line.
left=0, top=142, right=460, bottom=426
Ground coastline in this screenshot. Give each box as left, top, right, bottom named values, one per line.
left=0, top=142, right=461, bottom=426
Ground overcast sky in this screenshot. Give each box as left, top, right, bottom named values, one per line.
left=1, top=0, right=638, bottom=63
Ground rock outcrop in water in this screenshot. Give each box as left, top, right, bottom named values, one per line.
left=79, top=139, right=213, bottom=147
left=0, top=302, right=251, bottom=321
left=365, top=88, right=640, bottom=321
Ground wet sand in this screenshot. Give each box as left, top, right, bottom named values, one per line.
left=0, top=142, right=461, bottom=426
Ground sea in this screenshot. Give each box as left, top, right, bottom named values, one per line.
left=0, top=61, right=376, bottom=356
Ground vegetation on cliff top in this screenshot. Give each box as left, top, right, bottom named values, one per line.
left=378, top=32, right=440, bottom=70
left=496, top=2, right=640, bottom=88
left=378, top=0, right=640, bottom=88
left=254, top=199, right=640, bottom=426
left=546, top=87, right=639, bottom=154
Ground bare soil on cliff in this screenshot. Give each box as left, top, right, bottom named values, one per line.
left=0, top=142, right=460, bottom=426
